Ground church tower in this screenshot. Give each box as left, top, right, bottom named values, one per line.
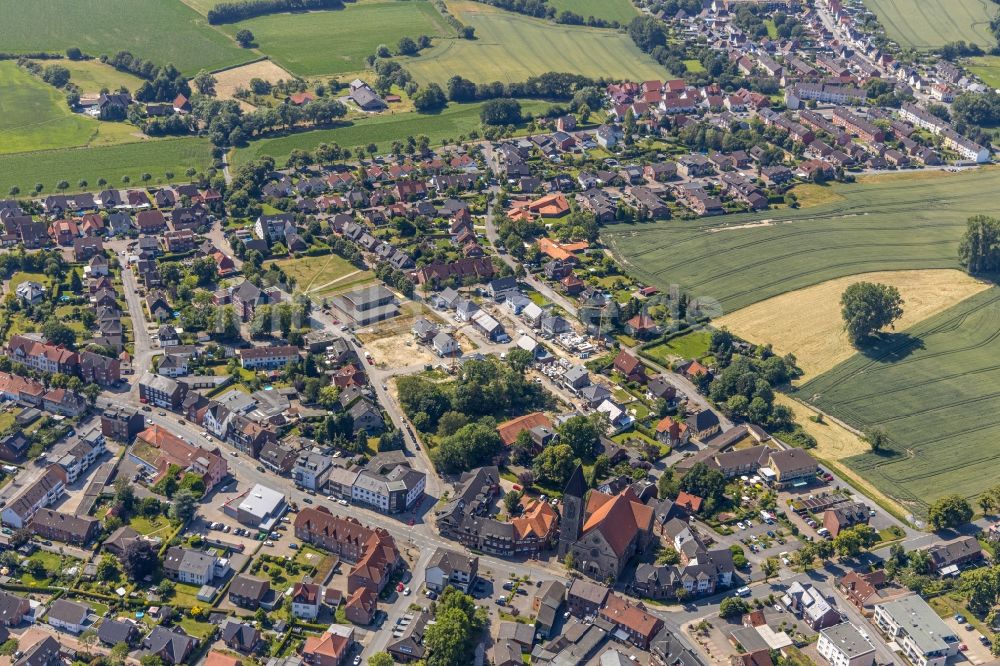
left=558, top=464, right=587, bottom=557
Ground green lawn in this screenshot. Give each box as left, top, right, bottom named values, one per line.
left=643, top=330, right=712, bottom=364
left=546, top=0, right=637, bottom=24
left=130, top=514, right=173, bottom=537
left=232, top=99, right=553, bottom=166
left=0, top=62, right=114, bottom=155
left=405, top=0, right=665, bottom=84
left=967, top=55, right=1000, bottom=89
left=0, top=0, right=252, bottom=75
left=862, top=0, right=995, bottom=49
left=269, top=253, right=361, bottom=292
left=0, top=137, right=213, bottom=197
left=221, top=0, right=452, bottom=77
left=682, top=58, right=706, bottom=74
left=41, top=58, right=146, bottom=95
left=795, top=288, right=1000, bottom=515
left=602, top=168, right=1000, bottom=314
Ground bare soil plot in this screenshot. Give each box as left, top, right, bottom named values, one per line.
left=211, top=59, right=294, bottom=104
left=714, top=269, right=990, bottom=378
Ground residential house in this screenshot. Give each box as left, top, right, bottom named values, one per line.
left=46, top=599, right=91, bottom=634
left=425, top=547, right=479, bottom=593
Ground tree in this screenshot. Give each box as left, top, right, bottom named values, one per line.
left=928, top=494, right=973, bottom=531
left=97, top=554, right=120, bottom=581
left=42, top=64, right=71, bottom=88
left=958, top=215, right=1000, bottom=274
left=558, top=414, right=602, bottom=459
left=503, top=490, right=523, bottom=515
left=397, top=36, right=418, bottom=55
left=431, top=422, right=502, bottom=474
left=863, top=427, right=890, bottom=453
left=42, top=318, right=76, bottom=348
left=368, top=654, right=394, bottom=666
left=123, top=539, right=157, bottom=581
left=412, top=83, right=447, bottom=112
left=66, top=47, right=83, bottom=60
left=840, top=282, right=904, bottom=345
left=761, top=557, right=779, bottom=581
left=193, top=70, right=217, bottom=96
left=235, top=29, right=255, bottom=47
left=169, top=489, right=198, bottom=524
left=679, top=462, right=726, bottom=506
left=833, top=524, right=878, bottom=558
left=533, top=444, right=577, bottom=486
left=719, top=597, right=749, bottom=619
left=480, top=98, right=522, bottom=125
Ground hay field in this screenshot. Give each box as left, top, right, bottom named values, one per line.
left=211, top=60, right=294, bottom=103
left=863, top=0, right=995, bottom=49
left=221, top=0, right=452, bottom=77
left=602, top=168, right=1000, bottom=314
left=715, top=269, right=991, bottom=378
left=405, top=1, right=665, bottom=84
left=0, top=0, right=251, bottom=75
left=796, top=287, right=1000, bottom=512
left=40, top=59, right=146, bottom=95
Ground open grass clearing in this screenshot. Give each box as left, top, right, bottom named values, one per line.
left=221, top=0, right=452, bottom=77
left=38, top=59, right=146, bottom=95
left=862, top=0, right=995, bottom=49
left=602, top=167, right=1000, bottom=314
left=269, top=253, right=359, bottom=293
left=232, top=99, right=552, bottom=166
left=0, top=137, right=213, bottom=197
left=715, top=269, right=991, bottom=378
left=642, top=330, right=713, bottom=365
left=545, top=0, right=637, bottom=24
left=792, top=182, right=846, bottom=208
left=965, top=55, right=1000, bottom=90
left=405, top=0, right=665, bottom=84
left=0, top=0, right=252, bottom=75
left=794, top=287, right=1000, bottom=515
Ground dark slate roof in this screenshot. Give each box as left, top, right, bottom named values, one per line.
left=563, top=464, right=588, bottom=498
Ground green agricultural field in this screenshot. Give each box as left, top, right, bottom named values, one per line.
left=222, top=0, right=452, bottom=77
left=795, top=287, right=1000, bottom=513
left=602, top=168, right=1000, bottom=314
left=546, top=0, right=637, bottom=24
left=43, top=58, right=146, bottom=94
left=232, top=99, right=552, bottom=166
left=0, top=137, right=213, bottom=196
left=405, top=0, right=665, bottom=84
left=0, top=62, right=101, bottom=155
left=967, top=56, right=1000, bottom=89
left=0, top=0, right=251, bottom=74
left=862, top=0, right=995, bottom=50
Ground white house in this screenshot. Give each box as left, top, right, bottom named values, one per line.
left=818, top=623, right=876, bottom=666
left=432, top=332, right=460, bottom=357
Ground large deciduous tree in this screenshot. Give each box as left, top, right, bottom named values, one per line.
left=840, top=281, right=904, bottom=345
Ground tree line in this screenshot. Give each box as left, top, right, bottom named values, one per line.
left=207, top=0, right=344, bottom=24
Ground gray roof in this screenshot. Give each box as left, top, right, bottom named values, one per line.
left=428, top=547, right=478, bottom=576
left=876, top=595, right=957, bottom=654
left=47, top=598, right=90, bottom=625
left=820, top=623, right=875, bottom=659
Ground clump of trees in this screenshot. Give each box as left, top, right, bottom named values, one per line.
left=480, top=98, right=522, bottom=125
left=840, top=281, right=904, bottom=346
left=423, top=588, right=488, bottom=666
left=959, top=214, right=1000, bottom=274
left=927, top=494, right=973, bottom=531
left=208, top=0, right=342, bottom=24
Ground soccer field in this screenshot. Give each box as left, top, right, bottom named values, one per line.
left=602, top=169, right=1000, bottom=315
left=863, top=0, right=995, bottom=50
left=221, top=0, right=452, bottom=77
left=0, top=0, right=251, bottom=74
left=405, top=1, right=665, bottom=84
left=796, top=288, right=1000, bottom=513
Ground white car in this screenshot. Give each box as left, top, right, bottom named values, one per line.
left=338, top=499, right=349, bottom=506
left=736, top=586, right=751, bottom=598
left=736, top=522, right=746, bottom=530
left=403, top=587, right=411, bottom=596
left=264, top=540, right=274, bottom=546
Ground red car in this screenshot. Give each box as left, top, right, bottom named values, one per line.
left=959, top=644, right=968, bottom=652
left=397, top=583, right=405, bottom=592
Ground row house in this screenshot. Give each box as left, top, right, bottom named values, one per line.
left=831, top=108, right=884, bottom=143
left=7, top=334, right=79, bottom=375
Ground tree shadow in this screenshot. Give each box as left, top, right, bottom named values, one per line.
left=856, top=331, right=926, bottom=363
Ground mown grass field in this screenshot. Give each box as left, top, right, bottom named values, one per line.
left=43, top=58, right=146, bottom=94
left=0, top=62, right=98, bottom=155
left=966, top=55, right=1000, bottom=89
left=795, top=287, right=1000, bottom=513
left=602, top=168, right=1000, bottom=314
left=546, top=0, right=637, bottom=24
left=405, top=1, right=665, bottom=84
left=0, top=0, right=251, bottom=74
left=222, top=0, right=452, bottom=77
left=862, top=0, right=995, bottom=49
left=232, top=99, right=552, bottom=166
left=269, top=254, right=361, bottom=293
left=0, top=137, right=213, bottom=196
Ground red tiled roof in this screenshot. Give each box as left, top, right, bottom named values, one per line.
left=496, top=412, right=552, bottom=447
left=582, top=489, right=653, bottom=557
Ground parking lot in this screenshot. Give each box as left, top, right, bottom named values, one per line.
left=730, top=518, right=797, bottom=563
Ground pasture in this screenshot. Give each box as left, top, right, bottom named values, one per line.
left=39, top=59, right=146, bottom=94
left=546, top=0, right=637, bottom=24
left=602, top=168, right=1000, bottom=314
left=221, top=0, right=452, bottom=77
left=715, top=269, right=991, bottom=378
left=862, top=0, right=995, bottom=50
left=232, top=99, right=552, bottom=166
left=0, top=62, right=97, bottom=155
left=0, top=137, right=213, bottom=196
left=796, top=287, right=1000, bottom=513
left=405, top=1, right=665, bottom=84
left=269, top=253, right=362, bottom=293
left=966, top=56, right=1000, bottom=90
left=0, top=0, right=251, bottom=74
